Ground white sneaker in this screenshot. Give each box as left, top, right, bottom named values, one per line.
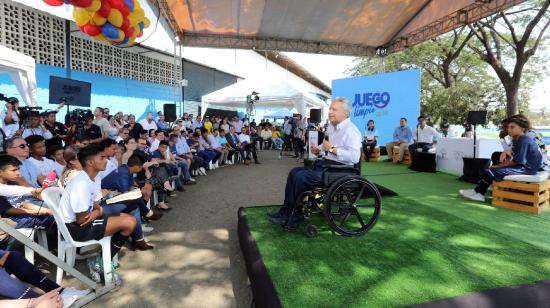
left=199, top=167, right=207, bottom=175
left=61, top=287, right=90, bottom=307
left=142, top=225, right=154, bottom=233
left=487, top=185, right=493, bottom=192
left=188, top=178, right=196, bottom=182
left=459, top=189, right=485, bottom=202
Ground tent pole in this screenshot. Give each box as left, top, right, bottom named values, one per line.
left=65, top=20, right=71, bottom=79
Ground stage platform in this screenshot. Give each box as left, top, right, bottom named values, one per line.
left=238, top=160, right=550, bottom=308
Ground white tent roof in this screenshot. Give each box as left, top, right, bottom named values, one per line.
left=0, top=45, right=37, bottom=106
left=201, top=78, right=327, bottom=116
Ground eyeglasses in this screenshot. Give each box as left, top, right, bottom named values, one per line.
left=10, top=144, right=29, bottom=149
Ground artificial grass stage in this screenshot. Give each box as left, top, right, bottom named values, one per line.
left=244, top=160, right=550, bottom=307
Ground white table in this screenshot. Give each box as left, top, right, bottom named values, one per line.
left=435, top=138, right=503, bottom=173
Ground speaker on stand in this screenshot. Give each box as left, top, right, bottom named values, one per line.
left=460, top=111, right=491, bottom=183
left=164, top=104, right=177, bottom=123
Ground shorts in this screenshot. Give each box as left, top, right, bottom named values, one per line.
left=65, top=215, right=110, bottom=242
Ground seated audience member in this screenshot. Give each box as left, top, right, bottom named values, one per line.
left=203, top=116, right=213, bottom=133
left=97, top=138, right=119, bottom=179
left=83, top=116, right=103, bottom=143
left=189, top=132, right=213, bottom=171
left=409, top=115, right=438, bottom=154
left=173, top=130, right=205, bottom=175
left=21, top=115, right=53, bottom=140
left=271, top=127, right=284, bottom=150
left=107, top=115, right=119, bottom=140
left=139, top=112, right=158, bottom=132
left=47, top=145, right=65, bottom=177
left=59, top=145, right=137, bottom=284
left=124, top=114, right=144, bottom=140
left=200, top=128, right=222, bottom=167
left=156, top=112, right=168, bottom=132
left=75, top=135, right=91, bottom=147
left=149, top=130, right=165, bottom=152
left=25, top=135, right=57, bottom=178
left=260, top=125, right=272, bottom=150
left=385, top=118, right=413, bottom=163
left=238, top=127, right=260, bottom=164
left=362, top=119, right=378, bottom=162
left=5, top=137, right=43, bottom=187
left=152, top=140, right=185, bottom=192
left=115, top=127, right=130, bottom=143
left=0, top=155, right=54, bottom=229
left=217, top=129, right=234, bottom=164
left=168, top=134, right=195, bottom=184
left=459, top=116, right=543, bottom=202
left=0, top=249, right=89, bottom=306
left=192, top=115, right=203, bottom=131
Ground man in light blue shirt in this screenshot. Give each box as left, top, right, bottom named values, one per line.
left=385, top=118, right=413, bottom=163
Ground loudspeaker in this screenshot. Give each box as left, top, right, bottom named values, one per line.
left=467, top=111, right=487, bottom=125
left=410, top=152, right=436, bottom=173
left=310, top=109, right=321, bottom=123
left=459, top=157, right=491, bottom=183
left=163, top=104, right=177, bottom=122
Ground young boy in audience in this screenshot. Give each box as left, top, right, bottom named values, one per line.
left=459, top=116, right=543, bottom=202
left=97, top=138, right=119, bottom=179
left=47, top=145, right=65, bottom=177
left=0, top=155, right=54, bottom=229
left=59, top=145, right=136, bottom=285
left=25, top=135, right=57, bottom=177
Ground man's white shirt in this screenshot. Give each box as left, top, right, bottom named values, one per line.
left=238, top=133, right=251, bottom=144
left=22, top=127, right=53, bottom=139
left=98, top=157, right=118, bottom=179
left=322, top=118, right=361, bottom=165
left=0, top=110, right=19, bottom=138
left=27, top=157, right=57, bottom=176
left=413, top=125, right=438, bottom=144
left=59, top=171, right=102, bottom=223
left=139, top=119, right=158, bottom=131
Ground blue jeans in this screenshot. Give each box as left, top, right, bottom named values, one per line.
left=101, top=203, right=143, bottom=241
left=474, top=166, right=538, bottom=195
left=176, top=161, right=191, bottom=180
left=280, top=165, right=324, bottom=217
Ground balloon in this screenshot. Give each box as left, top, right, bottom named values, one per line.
left=42, top=0, right=65, bottom=6
left=91, top=12, right=107, bottom=25
left=68, top=0, right=93, bottom=7
left=128, top=13, right=140, bottom=26
left=73, top=8, right=92, bottom=27
left=97, top=1, right=111, bottom=17
left=137, top=31, right=143, bottom=38
left=102, top=22, right=121, bottom=40
left=143, top=17, right=150, bottom=28
left=120, top=5, right=130, bottom=16
left=120, top=17, right=130, bottom=31
left=84, top=0, right=101, bottom=12
left=81, top=23, right=101, bottom=36
left=123, top=26, right=134, bottom=39
left=107, top=8, right=123, bottom=27
left=124, top=0, right=134, bottom=11
left=107, top=0, right=124, bottom=10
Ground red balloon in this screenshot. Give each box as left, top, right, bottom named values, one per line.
left=120, top=5, right=130, bottom=16
left=120, top=18, right=130, bottom=31
left=80, top=23, right=102, bottom=36
left=42, top=0, right=64, bottom=6
left=68, top=0, right=93, bottom=7
left=124, top=27, right=134, bottom=38
left=137, top=31, right=143, bottom=38
left=107, top=0, right=124, bottom=10
left=97, top=1, right=111, bottom=18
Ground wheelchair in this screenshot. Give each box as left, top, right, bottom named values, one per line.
left=284, top=164, right=382, bottom=237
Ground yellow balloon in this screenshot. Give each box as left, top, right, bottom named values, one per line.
left=128, top=13, right=140, bottom=26
left=143, top=17, right=150, bottom=28
left=85, top=0, right=101, bottom=12
left=112, top=29, right=125, bottom=42
left=91, top=13, right=107, bottom=26
left=108, top=9, right=123, bottom=27
left=73, top=8, right=92, bottom=27
left=94, top=33, right=109, bottom=42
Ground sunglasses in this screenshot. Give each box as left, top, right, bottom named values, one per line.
left=10, top=144, right=29, bottom=149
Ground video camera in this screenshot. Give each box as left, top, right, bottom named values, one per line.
left=0, top=93, right=19, bottom=105
left=68, top=108, right=93, bottom=127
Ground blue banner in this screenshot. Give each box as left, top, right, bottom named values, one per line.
left=332, top=69, right=421, bottom=144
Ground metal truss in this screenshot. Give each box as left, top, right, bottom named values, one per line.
left=179, top=33, right=377, bottom=57
left=389, top=0, right=527, bottom=52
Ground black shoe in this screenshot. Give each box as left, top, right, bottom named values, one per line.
left=254, top=160, right=261, bottom=164
left=267, top=211, right=283, bottom=218
left=269, top=215, right=288, bottom=225
left=284, top=215, right=304, bottom=229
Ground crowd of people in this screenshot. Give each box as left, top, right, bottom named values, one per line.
left=0, top=97, right=313, bottom=307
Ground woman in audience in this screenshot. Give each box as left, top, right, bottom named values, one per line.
left=459, top=116, right=543, bottom=202
left=107, top=115, right=119, bottom=140
left=0, top=249, right=88, bottom=306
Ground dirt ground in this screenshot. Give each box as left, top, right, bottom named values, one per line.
left=75, top=149, right=299, bottom=307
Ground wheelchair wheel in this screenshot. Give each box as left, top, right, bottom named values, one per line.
left=323, top=175, right=381, bottom=236
left=305, top=224, right=318, bottom=238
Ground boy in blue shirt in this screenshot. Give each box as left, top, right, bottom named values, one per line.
left=460, top=116, right=543, bottom=202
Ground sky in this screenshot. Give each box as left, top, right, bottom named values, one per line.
left=283, top=52, right=548, bottom=111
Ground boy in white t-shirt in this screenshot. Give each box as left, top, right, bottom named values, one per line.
left=59, top=145, right=136, bottom=284
left=25, top=135, right=57, bottom=177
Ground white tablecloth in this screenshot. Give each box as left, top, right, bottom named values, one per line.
left=436, top=138, right=503, bottom=173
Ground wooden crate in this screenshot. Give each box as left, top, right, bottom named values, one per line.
left=492, top=180, right=549, bottom=214
left=361, top=147, right=380, bottom=161
left=392, top=147, right=411, bottom=164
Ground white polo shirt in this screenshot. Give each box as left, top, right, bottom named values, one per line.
left=59, top=171, right=102, bottom=223
left=413, top=125, right=438, bottom=144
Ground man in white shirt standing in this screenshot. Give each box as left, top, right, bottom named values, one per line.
left=0, top=98, right=20, bottom=138
left=59, top=145, right=136, bottom=284
left=93, top=107, right=110, bottom=139
left=231, top=116, right=243, bottom=134
left=139, top=112, right=158, bottom=132
left=268, top=97, right=361, bottom=226
left=409, top=115, right=438, bottom=154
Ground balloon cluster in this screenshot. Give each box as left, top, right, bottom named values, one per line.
left=43, top=0, right=151, bottom=46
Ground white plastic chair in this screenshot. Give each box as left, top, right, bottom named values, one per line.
left=18, top=228, right=48, bottom=264
left=41, top=187, right=115, bottom=287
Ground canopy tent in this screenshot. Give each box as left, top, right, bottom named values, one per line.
left=0, top=45, right=38, bottom=106
left=161, top=0, right=525, bottom=56
left=264, top=109, right=293, bottom=119
left=201, top=79, right=327, bottom=117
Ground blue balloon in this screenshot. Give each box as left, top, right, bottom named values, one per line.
left=138, top=21, right=144, bottom=32
left=119, top=37, right=129, bottom=45
left=124, top=0, right=134, bottom=11
left=102, top=23, right=121, bottom=40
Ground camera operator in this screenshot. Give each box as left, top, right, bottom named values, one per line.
left=43, top=110, right=68, bottom=148
left=82, top=115, right=103, bottom=144
left=21, top=113, right=53, bottom=140
left=0, top=97, right=20, bottom=138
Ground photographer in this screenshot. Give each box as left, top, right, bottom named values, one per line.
left=83, top=116, right=103, bottom=143
left=43, top=110, right=68, bottom=148
left=21, top=114, right=53, bottom=140
left=0, top=97, right=20, bottom=138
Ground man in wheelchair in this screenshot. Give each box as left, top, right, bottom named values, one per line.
left=268, top=97, right=362, bottom=227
